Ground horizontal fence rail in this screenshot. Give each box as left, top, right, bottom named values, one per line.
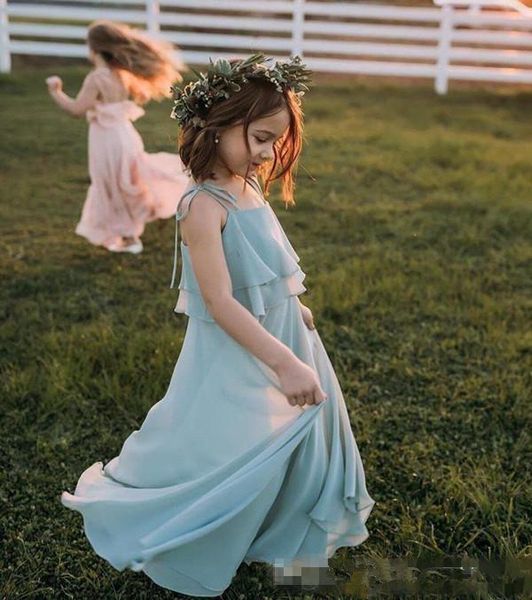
left=1, top=0, right=532, bottom=93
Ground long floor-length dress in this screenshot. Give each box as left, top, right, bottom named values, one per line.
left=62, top=179, right=375, bottom=596
left=75, top=67, right=188, bottom=248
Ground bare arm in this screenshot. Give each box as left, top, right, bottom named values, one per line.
left=46, top=72, right=99, bottom=117
left=180, top=194, right=326, bottom=406
left=182, top=194, right=295, bottom=370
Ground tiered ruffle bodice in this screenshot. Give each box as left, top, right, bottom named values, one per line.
left=170, top=182, right=306, bottom=322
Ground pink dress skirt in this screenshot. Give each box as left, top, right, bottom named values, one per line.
left=76, top=100, right=188, bottom=248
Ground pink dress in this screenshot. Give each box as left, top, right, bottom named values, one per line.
left=75, top=68, right=188, bottom=248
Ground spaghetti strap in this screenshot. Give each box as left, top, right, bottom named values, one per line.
left=175, top=183, right=237, bottom=221
left=246, top=175, right=264, bottom=198
left=170, top=183, right=238, bottom=289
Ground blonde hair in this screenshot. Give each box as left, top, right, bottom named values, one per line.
left=87, top=20, right=183, bottom=104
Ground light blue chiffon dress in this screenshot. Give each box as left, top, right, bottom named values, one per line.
left=61, top=179, right=375, bottom=597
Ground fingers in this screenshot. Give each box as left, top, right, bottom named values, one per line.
left=300, top=305, right=316, bottom=330
left=304, top=315, right=315, bottom=330
left=302, top=392, right=315, bottom=406
left=287, top=385, right=328, bottom=407
left=314, top=387, right=327, bottom=404
left=45, top=76, right=62, bottom=92
left=288, top=392, right=311, bottom=406
left=293, top=389, right=328, bottom=406
left=296, top=394, right=307, bottom=407
left=288, top=394, right=303, bottom=407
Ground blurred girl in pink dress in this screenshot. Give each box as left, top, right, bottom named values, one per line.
left=46, top=20, right=188, bottom=254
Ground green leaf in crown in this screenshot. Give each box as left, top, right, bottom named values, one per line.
left=171, top=54, right=312, bottom=128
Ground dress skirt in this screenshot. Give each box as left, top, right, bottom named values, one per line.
left=62, top=295, right=374, bottom=596
left=75, top=101, right=188, bottom=248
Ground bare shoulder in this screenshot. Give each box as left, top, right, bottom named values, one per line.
left=90, top=66, right=110, bottom=77
left=81, top=69, right=104, bottom=88
left=178, top=190, right=228, bottom=245
left=86, top=67, right=105, bottom=80
left=85, top=66, right=115, bottom=86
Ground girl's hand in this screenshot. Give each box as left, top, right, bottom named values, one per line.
left=46, top=76, right=63, bottom=93
left=299, top=301, right=315, bottom=330
left=275, top=355, right=327, bottom=407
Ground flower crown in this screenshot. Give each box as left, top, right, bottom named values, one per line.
left=170, top=53, right=311, bottom=129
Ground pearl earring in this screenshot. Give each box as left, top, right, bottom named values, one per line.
left=214, top=135, right=220, bottom=144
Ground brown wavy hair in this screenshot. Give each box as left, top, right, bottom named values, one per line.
left=87, top=20, right=183, bottom=104
left=178, top=78, right=304, bottom=205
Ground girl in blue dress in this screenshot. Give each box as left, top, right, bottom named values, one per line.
left=62, top=54, right=374, bottom=596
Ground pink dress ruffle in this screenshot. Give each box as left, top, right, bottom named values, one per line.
left=76, top=100, right=188, bottom=248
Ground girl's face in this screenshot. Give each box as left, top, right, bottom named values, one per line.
left=216, top=108, right=290, bottom=179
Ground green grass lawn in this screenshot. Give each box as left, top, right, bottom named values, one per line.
left=1, top=66, right=530, bottom=599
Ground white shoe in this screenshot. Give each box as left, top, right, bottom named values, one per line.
left=107, top=239, right=143, bottom=254
left=123, top=239, right=143, bottom=254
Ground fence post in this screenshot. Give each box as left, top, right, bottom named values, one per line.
left=146, top=0, right=160, bottom=35
left=0, top=0, right=11, bottom=73
left=292, top=0, right=304, bottom=58
left=435, top=4, right=453, bottom=94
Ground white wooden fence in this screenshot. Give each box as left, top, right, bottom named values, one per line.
left=1, top=0, right=532, bottom=93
